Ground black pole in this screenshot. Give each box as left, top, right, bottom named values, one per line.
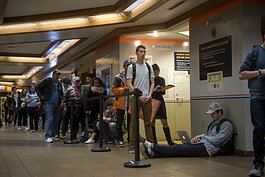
left=64, top=99, right=79, bottom=144
left=124, top=89, right=151, bottom=168
left=91, top=93, right=111, bottom=152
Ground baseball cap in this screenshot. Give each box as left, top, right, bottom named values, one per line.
left=52, top=69, right=61, bottom=76
left=73, top=76, right=81, bottom=82
left=123, top=59, right=132, bottom=66
left=206, top=102, right=222, bottom=114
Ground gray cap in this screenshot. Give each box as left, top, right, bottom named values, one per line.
left=123, top=59, right=133, bottom=66
left=206, top=102, right=222, bottom=114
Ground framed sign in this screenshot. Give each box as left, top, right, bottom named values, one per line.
left=199, top=36, right=232, bottom=80
left=174, top=52, right=190, bottom=73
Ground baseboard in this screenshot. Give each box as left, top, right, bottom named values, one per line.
left=235, top=149, right=254, bottom=156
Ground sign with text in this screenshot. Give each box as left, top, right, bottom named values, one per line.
left=174, top=52, right=190, bottom=73
left=207, top=71, right=223, bottom=92
left=199, top=36, right=232, bottom=80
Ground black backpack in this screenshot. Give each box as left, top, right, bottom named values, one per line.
left=131, top=62, right=151, bottom=86
left=207, top=118, right=236, bottom=156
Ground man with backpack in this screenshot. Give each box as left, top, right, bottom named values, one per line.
left=140, top=102, right=234, bottom=158
left=127, top=45, right=155, bottom=154
left=239, top=28, right=265, bottom=177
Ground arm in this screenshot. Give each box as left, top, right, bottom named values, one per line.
left=148, top=77, right=155, bottom=99
left=111, top=77, right=126, bottom=95
left=35, top=79, right=48, bottom=99
left=239, top=69, right=265, bottom=80
left=202, top=121, right=233, bottom=146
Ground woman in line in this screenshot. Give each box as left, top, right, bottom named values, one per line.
left=26, top=86, right=40, bottom=132
left=151, top=63, right=175, bottom=145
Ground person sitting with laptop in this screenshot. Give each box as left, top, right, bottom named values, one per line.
left=141, top=102, right=234, bottom=158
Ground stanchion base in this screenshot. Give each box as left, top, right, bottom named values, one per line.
left=91, top=147, right=111, bottom=152
left=124, top=160, right=151, bottom=168
left=64, top=139, right=80, bottom=144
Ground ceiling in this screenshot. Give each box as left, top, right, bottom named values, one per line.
left=0, top=0, right=231, bottom=87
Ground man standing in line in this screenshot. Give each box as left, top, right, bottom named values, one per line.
left=126, top=45, right=155, bottom=154
left=36, top=70, right=63, bottom=143
left=111, top=59, right=132, bottom=147
left=239, top=28, right=265, bottom=177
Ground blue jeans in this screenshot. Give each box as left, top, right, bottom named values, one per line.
left=44, top=102, right=59, bottom=139
left=250, top=99, right=265, bottom=166
left=152, top=143, right=209, bottom=158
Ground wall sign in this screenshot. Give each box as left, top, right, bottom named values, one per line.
left=174, top=52, right=190, bottom=73
left=199, top=36, right=232, bottom=80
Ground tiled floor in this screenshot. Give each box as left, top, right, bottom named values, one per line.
left=0, top=125, right=253, bottom=177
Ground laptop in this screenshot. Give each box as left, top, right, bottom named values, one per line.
left=177, top=131, right=203, bottom=145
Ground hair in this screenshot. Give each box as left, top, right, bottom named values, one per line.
left=11, top=87, right=16, bottom=92
left=28, top=86, right=36, bottom=94
left=152, top=63, right=160, bottom=71
left=105, top=98, right=114, bottom=107
left=86, top=73, right=95, bottom=78
left=216, top=109, right=223, bottom=115
left=91, top=77, right=106, bottom=88
left=136, top=45, right=146, bottom=52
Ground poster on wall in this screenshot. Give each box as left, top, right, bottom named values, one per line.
left=199, top=36, right=232, bottom=80
left=174, top=52, right=190, bottom=74
left=207, top=71, right=223, bottom=92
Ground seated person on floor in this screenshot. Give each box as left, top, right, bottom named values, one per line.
left=141, top=102, right=234, bottom=158
left=85, top=98, right=117, bottom=144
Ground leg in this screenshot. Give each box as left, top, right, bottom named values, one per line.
left=127, top=112, right=131, bottom=142
left=51, top=105, right=59, bottom=138
left=44, top=103, right=53, bottom=139
left=116, top=109, right=125, bottom=142
left=109, top=122, right=117, bottom=141
left=250, top=99, right=265, bottom=167
left=33, top=107, right=39, bottom=131
left=141, top=100, right=153, bottom=142
left=151, top=125, right=157, bottom=144
left=152, top=143, right=209, bottom=158
left=161, top=119, right=175, bottom=145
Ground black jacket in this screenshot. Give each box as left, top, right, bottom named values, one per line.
left=35, top=78, right=63, bottom=106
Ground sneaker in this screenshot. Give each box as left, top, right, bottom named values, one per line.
left=52, top=137, right=60, bottom=141
left=128, top=146, right=135, bottom=154
left=249, top=163, right=264, bottom=177
left=118, top=141, right=125, bottom=147
left=45, top=138, right=53, bottom=143
left=85, top=139, right=95, bottom=144
left=60, top=134, right=67, bottom=139
left=30, top=130, right=35, bottom=133
left=18, top=127, right=21, bottom=130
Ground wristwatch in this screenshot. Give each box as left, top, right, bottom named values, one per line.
left=258, top=69, right=262, bottom=75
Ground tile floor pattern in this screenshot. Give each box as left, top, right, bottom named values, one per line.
left=0, top=125, right=253, bottom=177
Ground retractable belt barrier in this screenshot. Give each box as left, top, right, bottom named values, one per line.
left=83, top=89, right=151, bottom=168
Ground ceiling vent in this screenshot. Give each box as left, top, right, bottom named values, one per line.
left=168, top=0, right=186, bottom=10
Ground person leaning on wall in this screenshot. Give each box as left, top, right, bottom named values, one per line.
left=141, top=102, right=234, bottom=159
left=239, top=28, right=265, bottom=177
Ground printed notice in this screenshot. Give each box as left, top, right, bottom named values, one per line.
left=207, top=71, right=223, bottom=92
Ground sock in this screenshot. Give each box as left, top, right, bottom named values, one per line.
left=147, top=148, right=154, bottom=157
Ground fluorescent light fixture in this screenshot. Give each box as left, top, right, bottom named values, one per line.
left=0, top=56, right=46, bottom=63
left=146, top=30, right=161, bottom=37
left=124, top=0, right=146, bottom=12
left=26, top=66, right=44, bottom=79
left=134, top=40, right=141, bottom=46
left=0, top=14, right=125, bottom=35
left=46, top=39, right=79, bottom=62
left=0, top=81, right=14, bottom=86
left=1, top=75, right=27, bottom=79
left=178, top=31, right=189, bottom=37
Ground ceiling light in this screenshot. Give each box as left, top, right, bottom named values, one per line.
left=123, top=0, right=146, bottom=12
left=178, top=31, right=189, bottom=37
left=26, top=66, right=44, bottom=79
left=146, top=30, right=161, bottom=37
left=183, top=41, right=189, bottom=47
left=46, top=39, right=79, bottom=62
left=0, top=56, right=47, bottom=63
left=134, top=40, right=141, bottom=46
left=0, top=81, right=14, bottom=86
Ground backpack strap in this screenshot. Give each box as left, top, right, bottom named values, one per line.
left=207, top=118, right=231, bottom=134
left=251, top=45, right=259, bottom=70
left=132, top=62, right=151, bottom=86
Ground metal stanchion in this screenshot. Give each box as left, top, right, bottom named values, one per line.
left=64, top=99, right=79, bottom=144
left=91, top=93, right=111, bottom=152
left=124, top=89, right=151, bottom=168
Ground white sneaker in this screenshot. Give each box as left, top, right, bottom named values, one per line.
left=52, top=137, right=60, bottom=141
left=85, top=139, right=95, bottom=144
left=18, top=127, right=21, bottom=130
left=45, top=138, right=53, bottom=143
